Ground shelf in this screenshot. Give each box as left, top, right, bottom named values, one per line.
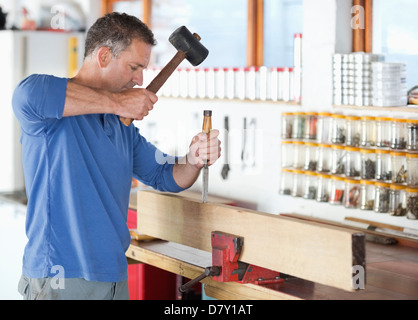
left=158, top=95, right=302, bottom=106
left=333, top=104, right=418, bottom=113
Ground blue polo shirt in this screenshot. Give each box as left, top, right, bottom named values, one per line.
left=12, top=74, right=185, bottom=282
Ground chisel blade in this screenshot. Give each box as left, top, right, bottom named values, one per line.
left=202, top=164, right=209, bottom=203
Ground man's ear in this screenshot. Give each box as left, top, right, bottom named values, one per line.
left=96, top=47, right=112, bottom=68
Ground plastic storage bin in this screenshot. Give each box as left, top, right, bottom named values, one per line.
left=329, top=175, right=345, bottom=205
left=406, top=187, right=418, bottom=219
left=346, top=116, right=361, bottom=147
left=407, top=119, right=418, bottom=150
left=303, top=171, right=318, bottom=200
left=345, top=147, right=361, bottom=177
left=391, top=118, right=408, bottom=150
left=303, top=142, right=319, bottom=171
left=375, top=149, right=392, bottom=182
left=279, top=168, right=293, bottom=195
left=343, top=178, right=361, bottom=208
left=376, top=117, right=392, bottom=148
left=317, top=144, right=332, bottom=173
left=407, top=152, right=418, bottom=186
left=391, top=151, right=407, bottom=184
left=360, top=116, right=376, bottom=147
left=316, top=173, right=331, bottom=202
left=360, top=148, right=376, bottom=180
left=374, top=182, right=390, bottom=213
left=389, top=184, right=407, bottom=216
left=331, top=114, right=346, bottom=144
left=331, top=145, right=346, bottom=175
left=281, top=112, right=293, bottom=140
left=304, top=112, right=318, bottom=140
left=360, top=180, right=375, bottom=210
left=316, top=112, right=333, bottom=144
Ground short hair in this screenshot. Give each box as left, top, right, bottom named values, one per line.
left=84, top=12, right=157, bottom=59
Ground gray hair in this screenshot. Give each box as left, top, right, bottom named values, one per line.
left=84, top=12, right=156, bottom=59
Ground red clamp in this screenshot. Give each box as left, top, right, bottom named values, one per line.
left=179, top=231, right=283, bottom=292
left=211, top=231, right=283, bottom=285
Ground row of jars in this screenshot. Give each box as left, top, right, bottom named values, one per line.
left=281, top=112, right=418, bottom=151
left=279, top=169, right=418, bottom=219
left=281, top=141, right=418, bottom=186
left=143, top=66, right=301, bottom=102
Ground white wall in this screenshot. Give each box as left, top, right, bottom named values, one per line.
left=137, top=0, right=418, bottom=233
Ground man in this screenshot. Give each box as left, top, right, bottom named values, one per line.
left=12, top=12, right=220, bottom=300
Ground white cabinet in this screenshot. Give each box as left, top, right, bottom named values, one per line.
left=0, top=30, right=84, bottom=192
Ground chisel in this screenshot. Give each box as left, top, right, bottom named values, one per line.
left=202, top=110, right=212, bottom=203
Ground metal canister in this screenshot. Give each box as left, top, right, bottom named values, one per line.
left=188, top=68, right=197, bottom=98
left=235, top=67, right=245, bottom=100
left=205, top=68, right=215, bottom=99
left=215, top=68, right=225, bottom=99
left=197, top=68, right=206, bottom=99
left=269, top=67, right=279, bottom=101
left=225, top=67, right=235, bottom=100
left=179, top=68, right=189, bottom=98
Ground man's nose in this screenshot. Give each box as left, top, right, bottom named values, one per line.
left=132, top=70, right=143, bottom=87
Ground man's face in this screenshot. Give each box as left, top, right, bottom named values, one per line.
left=101, top=38, right=152, bottom=92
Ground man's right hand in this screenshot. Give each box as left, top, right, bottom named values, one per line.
left=113, top=88, right=158, bottom=121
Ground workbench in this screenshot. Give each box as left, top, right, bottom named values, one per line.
left=127, top=190, right=418, bottom=300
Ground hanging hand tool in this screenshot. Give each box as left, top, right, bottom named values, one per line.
left=120, top=26, right=209, bottom=126
left=202, top=110, right=212, bottom=203
left=221, top=116, right=230, bottom=180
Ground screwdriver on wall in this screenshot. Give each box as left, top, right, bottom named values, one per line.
left=202, top=110, right=212, bottom=203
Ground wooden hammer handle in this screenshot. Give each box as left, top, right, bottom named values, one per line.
left=120, top=50, right=187, bottom=127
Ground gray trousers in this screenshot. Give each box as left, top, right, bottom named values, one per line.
left=18, top=275, right=129, bottom=300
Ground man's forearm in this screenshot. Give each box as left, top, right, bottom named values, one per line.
left=63, top=81, right=117, bottom=117
left=172, top=156, right=201, bottom=189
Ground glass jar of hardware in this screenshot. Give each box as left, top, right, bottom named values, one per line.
left=375, top=149, right=392, bottom=182
left=360, top=116, right=377, bottom=147
left=292, top=141, right=305, bottom=169
left=291, top=112, right=305, bottom=140
left=391, top=118, right=408, bottom=150
left=331, top=145, right=346, bottom=175
left=389, top=184, right=407, bottom=216
left=280, top=141, right=294, bottom=168
left=360, top=148, right=376, bottom=180
left=407, top=119, right=418, bottom=151
left=281, top=112, right=293, bottom=140
left=345, top=147, right=361, bottom=178
left=303, top=142, right=319, bottom=171
left=331, top=114, right=346, bottom=144
left=329, top=176, right=345, bottom=205
left=291, top=169, right=304, bottom=197
left=374, top=182, right=390, bottom=213
left=316, top=112, right=333, bottom=144
left=303, top=112, right=318, bottom=140
left=317, top=144, right=332, bottom=173
left=360, top=180, right=375, bottom=210
left=345, top=116, right=361, bottom=147
left=343, top=178, right=361, bottom=209
left=391, top=151, right=407, bottom=184
left=376, top=117, right=392, bottom=148
left=406, top=187, right=418, bottom=219
left=406, top=152, right=418, bottom=186
left=279, top=168, right=293, bottom=195
left=303, top=171, right=318, bottom=200
left=316, top=173, right=331, bottom=202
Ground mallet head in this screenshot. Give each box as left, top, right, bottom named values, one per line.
left=169, top=26, right=209, bottom=66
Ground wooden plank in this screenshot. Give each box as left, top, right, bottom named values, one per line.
left=137, top=190, right=365, bottom=292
